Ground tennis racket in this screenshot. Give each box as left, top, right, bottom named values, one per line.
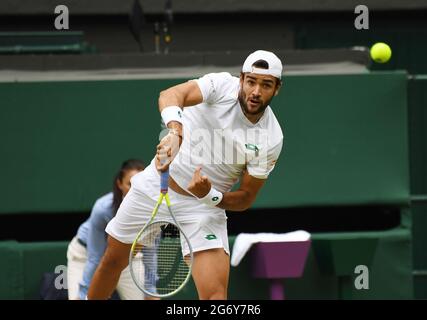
left=129, top=168, right=193, bottom=298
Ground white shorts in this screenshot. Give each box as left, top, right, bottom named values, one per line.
left=105, top=186, right=230, bottom=257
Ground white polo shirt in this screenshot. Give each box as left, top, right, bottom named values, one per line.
left=133, top=72, right=283, bottom=199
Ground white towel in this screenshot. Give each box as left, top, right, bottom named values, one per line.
left=230, top=230, right=311, bottom=267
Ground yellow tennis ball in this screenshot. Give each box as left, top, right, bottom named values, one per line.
left=370, top=42, right=392, bottom=63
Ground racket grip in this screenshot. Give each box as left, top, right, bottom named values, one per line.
left=160, top=169, right=169, bottom=194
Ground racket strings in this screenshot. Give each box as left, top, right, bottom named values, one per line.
left=130, top=221, right=191, bottom=296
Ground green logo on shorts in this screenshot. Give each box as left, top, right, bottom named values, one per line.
left=205, top=234, right=217, bottom=240
left=212, top=196, right=219, bottom=201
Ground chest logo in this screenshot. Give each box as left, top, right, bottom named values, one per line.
left=245, top=143, right=259, bottom=156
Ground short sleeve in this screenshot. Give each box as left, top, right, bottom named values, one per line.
left=247, top=140, right=283, bottom=179
left=194, top=72, right=234, bottom=104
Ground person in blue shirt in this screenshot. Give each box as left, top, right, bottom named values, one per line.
left=67, top=159, right=154, bottom=300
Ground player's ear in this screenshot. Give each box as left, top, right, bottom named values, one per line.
left=274, top=80, right=282, bottom=96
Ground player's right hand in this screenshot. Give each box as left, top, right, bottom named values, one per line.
left=155, top=130, right=182, bottom=172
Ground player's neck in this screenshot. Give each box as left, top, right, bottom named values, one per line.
left=241, top=105, right=264, bottom=124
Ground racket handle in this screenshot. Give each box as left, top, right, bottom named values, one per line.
left=160, top=169, right=169, bottom=194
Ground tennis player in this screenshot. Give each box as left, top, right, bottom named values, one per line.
left=88, top=50, right=284, bottom=300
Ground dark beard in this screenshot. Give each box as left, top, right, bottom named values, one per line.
left=238, top=89, right=270, bottom=117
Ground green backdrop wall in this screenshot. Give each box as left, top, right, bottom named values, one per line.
left=408, top=76, right=427, bottom=299
left=0, top=71, right=409, bottom=214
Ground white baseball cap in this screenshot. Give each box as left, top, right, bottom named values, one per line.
left=242, top=50, right=283, bottom=80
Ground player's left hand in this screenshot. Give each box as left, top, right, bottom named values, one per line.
left=187, top=166, right=211, bottom=198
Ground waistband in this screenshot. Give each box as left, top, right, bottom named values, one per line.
left=169, top=176, right=193, bottom=197
left=77, top=238, right=87, bottom=248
